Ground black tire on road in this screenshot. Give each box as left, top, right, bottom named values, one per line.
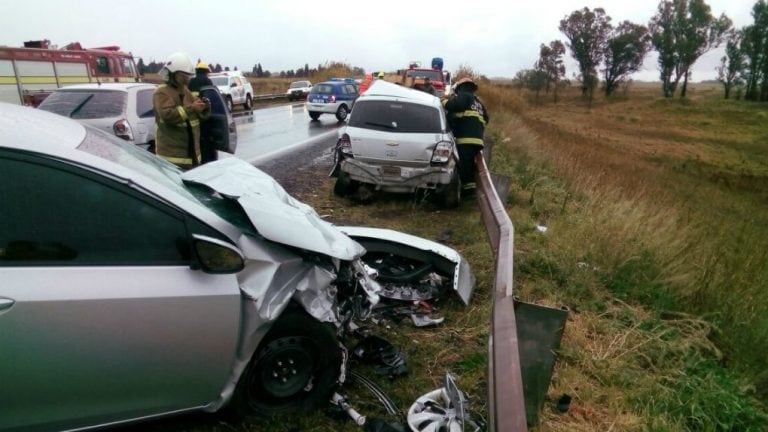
left=229, top=307, right=342, bottom=418
left=309, top=111, right=321, bottom=121
left=335, top=105, right=349, bottom=122
left=226, top=96, right=234, bottom=112
left=244, top=94, right=253, bottom=111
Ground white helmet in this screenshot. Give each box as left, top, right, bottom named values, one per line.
left=161, top=52, right=194, bottom=76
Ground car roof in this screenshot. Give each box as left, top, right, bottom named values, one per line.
left=1, top=102, right=86, bottom=152
left=51, top=83, right=156, bottom=92
left=358, top=80, right=440, bottom=107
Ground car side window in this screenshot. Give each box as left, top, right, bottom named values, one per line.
left=0, top=155, right=190, bottom=266
left=345, top=84, right=358, bottom=96
left=136, top=89, right=155, bottom=118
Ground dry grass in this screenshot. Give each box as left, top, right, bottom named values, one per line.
left=483, top=83, right=768, bottom=430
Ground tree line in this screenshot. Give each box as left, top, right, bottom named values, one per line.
left=137, top=59, right=364, bottom=80
left=515, top=0, right=768, bottom=103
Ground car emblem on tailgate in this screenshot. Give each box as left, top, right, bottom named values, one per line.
left=385, top=150, right=398, bottom=158
left=386, top=142, right=398, bottom=146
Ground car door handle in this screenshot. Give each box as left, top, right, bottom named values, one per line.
left=0, top=298, right=15, bottom=311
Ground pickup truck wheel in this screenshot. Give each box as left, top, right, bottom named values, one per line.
left=309, top=111, right=321, bottom=121
left=335, top=105, right=349, bottom=122
left=244, top=94, right=253, bottom=110
left=226, top=96, right=234, bottom=112
left=230, top=308, right=342, bottom=417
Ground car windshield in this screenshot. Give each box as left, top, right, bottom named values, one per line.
left=211, top=77, right=229, bottom=86
left=290, top=81, right=309, bottom=89
left=76, top=128, right=256, bottom=235
left=311, top=84, right=335, bottom=94
left=348, top=100, right=442, bottom=133
left=38, top=90, right=126, bottom=119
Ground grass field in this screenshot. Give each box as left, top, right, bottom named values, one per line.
left=475, top=82, right=768, bottom=430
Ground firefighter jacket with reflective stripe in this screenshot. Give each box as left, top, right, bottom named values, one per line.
left=154, top=83, right=210, bottom=168
left=443, top=90, right=489, bottom=146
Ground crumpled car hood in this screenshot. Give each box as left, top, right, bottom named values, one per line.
left=182, top=157, right=365, bottom=260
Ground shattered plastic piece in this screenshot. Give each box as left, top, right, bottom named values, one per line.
left=536, top=225, right=548, bottom=233
left=331, top=392, right=366, bottom=425
left=556, top=394, right=572, bottom=413
left=410, top=314, right=444, bottom=327
left=406, top=373, right=480, bottom=432
left=353, top=336, right=408, bottom=378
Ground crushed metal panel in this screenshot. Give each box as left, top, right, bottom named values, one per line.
left=182, top=158, right=365, bottom=260
left=513, top=299, right=569, bottom=425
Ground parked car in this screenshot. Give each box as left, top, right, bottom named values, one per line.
left=306, top=79, right=359, bottom=121
left=0, top=102, right=473, bottom=431
left=210, top=71, right=253, bottom=111
left=37, top=83, right=157, bottom=150
left=330, top=80, right=461, bottom=207
left=286, top=80, right=312, bottom=101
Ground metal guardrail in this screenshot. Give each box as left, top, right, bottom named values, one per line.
left=475, top=152, right=528, bottom=432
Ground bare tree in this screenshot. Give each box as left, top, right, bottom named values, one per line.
left=559, top=7, right=612, bottom=106
left=603, top=21, right=651, bottom=96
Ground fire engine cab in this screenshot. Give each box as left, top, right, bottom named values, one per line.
left=0, top=39, right=140, bottom=106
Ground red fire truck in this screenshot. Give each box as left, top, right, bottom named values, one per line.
left=0, top=39, right=140, bottom=106
left=399, top=58, right=450, bottom=97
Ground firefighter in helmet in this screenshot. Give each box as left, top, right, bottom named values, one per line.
left=153, top=52, right=210, bottom=169
left=442, top=77, right=489, bottom=193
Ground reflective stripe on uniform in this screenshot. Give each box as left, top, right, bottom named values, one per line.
left=158, top=154, right=197, bottom=165
left=452, top=110, right=486, bottom=125
left=456, top=137, right=484, bottom=146
left=177, top=106, right=188, bottom=122
left=191, top=91, right=199, bottom=98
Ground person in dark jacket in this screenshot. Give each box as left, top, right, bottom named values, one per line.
left=442, top=77, right=489, bottom=192
left=187, top=61, right=219, bottom=164
left=188, top=62, right=213, bottom=97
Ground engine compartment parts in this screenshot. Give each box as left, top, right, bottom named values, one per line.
left=352, top=335, right=408, bottom=378
left=331, top=392, right=366, bottom=425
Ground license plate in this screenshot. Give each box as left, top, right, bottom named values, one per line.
left=312, top=98, right=325, bottom=103
left=381, top=166, right=401, bottom=176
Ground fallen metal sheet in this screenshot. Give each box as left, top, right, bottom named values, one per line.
left=513, top=299, right=569, bottom=425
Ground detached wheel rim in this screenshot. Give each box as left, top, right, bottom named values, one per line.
left=256, top=336, right=315, bottom=398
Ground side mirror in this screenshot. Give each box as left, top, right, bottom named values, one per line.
left=191, top=234, right=244, bottom=274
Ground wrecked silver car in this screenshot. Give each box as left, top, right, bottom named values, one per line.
left=0, top=103, right=473, bottom=431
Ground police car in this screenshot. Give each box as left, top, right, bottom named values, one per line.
left=306, top=78, right=359, bottom=121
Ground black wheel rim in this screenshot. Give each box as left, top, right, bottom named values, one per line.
left=255, top=336, right=316, bottom=399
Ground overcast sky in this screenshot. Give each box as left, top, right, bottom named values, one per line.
left=0, top=0, right=758, bottom=82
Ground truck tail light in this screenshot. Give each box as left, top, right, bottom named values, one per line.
left=431, top=141, right=453, bottom=164
left=113, top=119, right=134, bottom=141
left=329, top=95, right=336, bottom=103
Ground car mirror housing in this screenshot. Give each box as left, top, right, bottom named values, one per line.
left=191, top=234, right=244, bottom=274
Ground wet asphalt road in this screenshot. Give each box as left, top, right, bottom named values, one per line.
left=233, top=102, right=342, bottom=169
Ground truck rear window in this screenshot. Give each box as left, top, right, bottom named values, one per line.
left=38, top=91, right=126, bottom=119
left=348, top=100, right=442, bottom=133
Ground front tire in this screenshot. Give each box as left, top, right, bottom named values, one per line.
left=230, top=308, right=342, bottom=417
left=244, top=94, right=253, bottom=110
left=226, top=96, right=234, bottom=112
left=335, top=105, right=349, bottom=121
